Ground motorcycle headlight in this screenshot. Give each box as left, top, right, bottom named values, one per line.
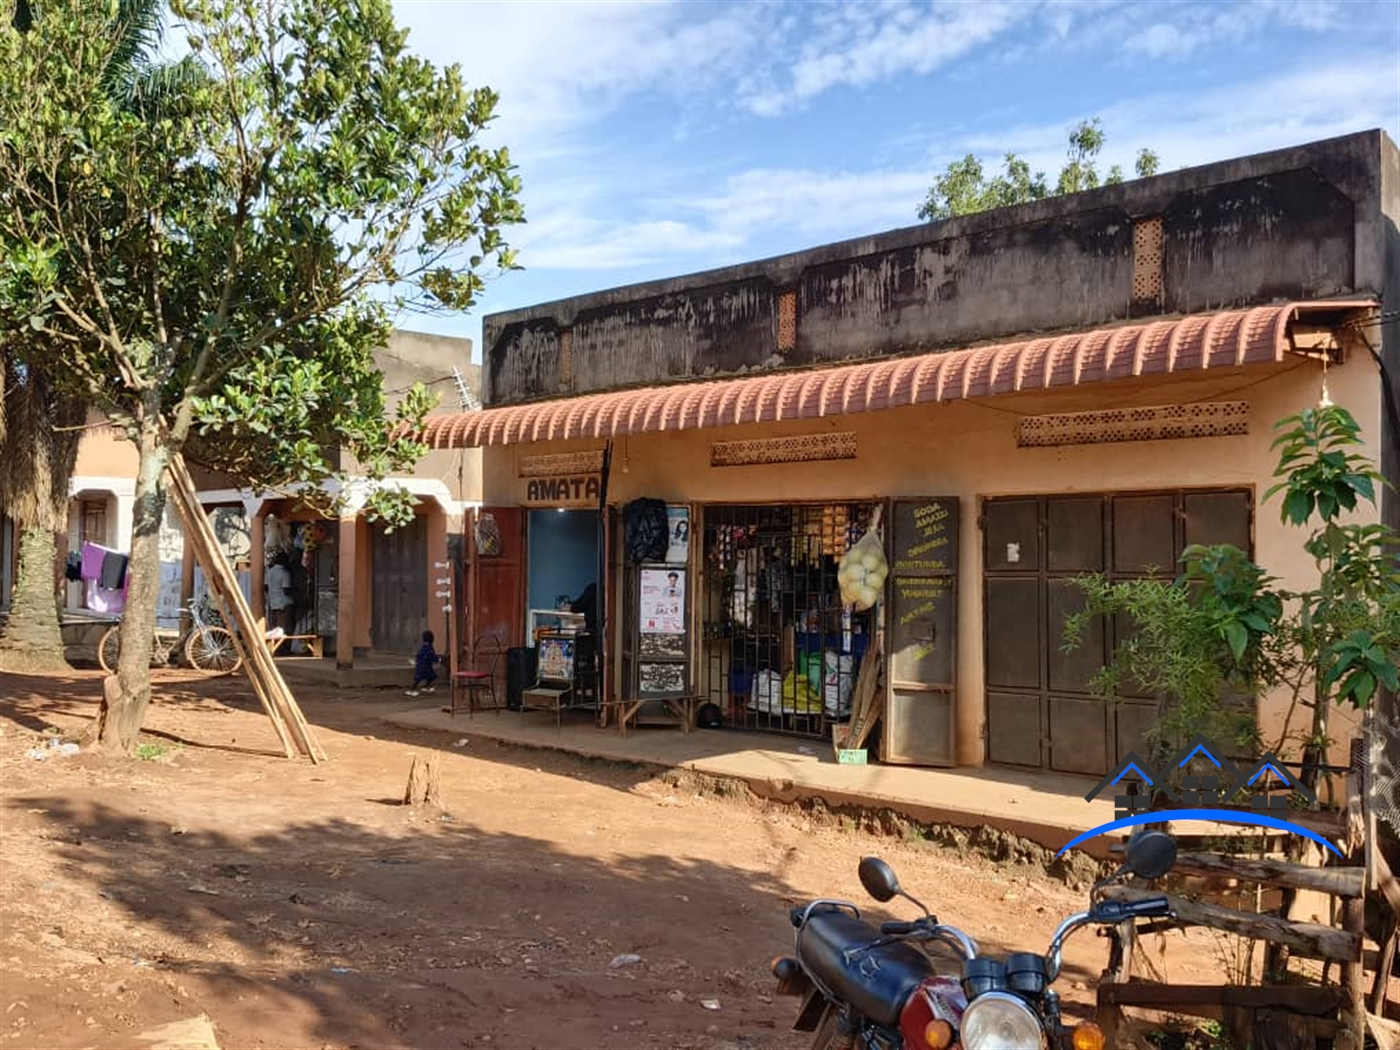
left=958, top=991, right=1046, bottom=1050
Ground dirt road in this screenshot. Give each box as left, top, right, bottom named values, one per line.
left=0, top=668, right=1211, bottom=1049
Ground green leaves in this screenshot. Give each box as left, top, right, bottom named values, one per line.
left=1265, top=406, right=1385, bottom=526
left=919, top=117, right=1159, bottom=221
left=1066, top=405, right=1398, bottom=771
left=1324, top=631, right=1399, bottom=708
left=2, top=0, right=522, bottom=498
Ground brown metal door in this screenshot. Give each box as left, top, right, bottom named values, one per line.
left=983, top=489, right=1252, bottom=775
left=370, top=514, right=428, bottom=654
left=883, top=498, right=958, bottom=767
left=472, top=507, right=525, bottom=652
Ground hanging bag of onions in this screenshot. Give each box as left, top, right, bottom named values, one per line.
left=836, top=526, right=887, bottom=611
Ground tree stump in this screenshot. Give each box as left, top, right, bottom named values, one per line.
left=402, top=753, right=442, bottom=808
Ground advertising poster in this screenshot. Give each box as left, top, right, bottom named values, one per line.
left=665, top=507, right=690, bottom=564
left=639, top=567, right=686, bottom=635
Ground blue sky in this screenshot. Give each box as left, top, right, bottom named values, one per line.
left=389, top=0, right=1400, bottom=357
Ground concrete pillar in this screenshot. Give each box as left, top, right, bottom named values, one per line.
left=955, top=495, right=985, bottom=767
left=336, top=515, right=357, bottom=669
left=113, top=491, right=135, bottom=552
left=426, top=505, right=449, bottom=654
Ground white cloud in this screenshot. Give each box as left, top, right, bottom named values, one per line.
left=740, top=0, right=1023, bottom=115
left=391, top=0, right=771, bottom=152
left=684, top=168, right=933, bottom=240
left=1125, top=23, right=1189, bottom=59
left=1121, top=0, right=1349, bottom=60
left=508, top=166, right=934, bottom=272
left=515, top=216, right=744, bottom=270
left=945, top=53, right=1400, bottom=178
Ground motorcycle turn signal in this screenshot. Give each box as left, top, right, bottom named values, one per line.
left=1071, top=1021, right=1106, bottom=1050
left=922, top=1019, right=955, bottom=1049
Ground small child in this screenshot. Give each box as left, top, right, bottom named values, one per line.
left=406, top=630, right=442, bottom=697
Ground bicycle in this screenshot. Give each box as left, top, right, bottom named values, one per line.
left=98, top=597, right=242, bottom=677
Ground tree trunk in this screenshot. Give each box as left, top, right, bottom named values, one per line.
left=89, top=419, right=169, bottom=752
left=403, top=753, right=442, bottom=808
left=0, top=523, right=70, bottom=673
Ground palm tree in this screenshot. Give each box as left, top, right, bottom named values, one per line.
left=0, top=0, right=205, bottom=673
left=0, top=352, right=87, bottom=672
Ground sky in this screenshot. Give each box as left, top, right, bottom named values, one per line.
left=385, top=0, right=1400, bottom=358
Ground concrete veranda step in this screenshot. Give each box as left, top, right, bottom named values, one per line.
left=380, top=702, right=1123, bottom=859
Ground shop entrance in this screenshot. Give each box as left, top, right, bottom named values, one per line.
left=701, top=503, right=877, bottom=739
left=526, top=510, right=599, bottom=632
left=371, top=514, right=428, bottom=654
left=982, top=488, right=1253, bottom=776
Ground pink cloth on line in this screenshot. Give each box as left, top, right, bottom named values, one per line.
left=80, top=541, right=111, bottom=580
left=85, top=578, right=127, bottom=616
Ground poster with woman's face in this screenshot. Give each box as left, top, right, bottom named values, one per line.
left=665, top=507, right=689, bottom=564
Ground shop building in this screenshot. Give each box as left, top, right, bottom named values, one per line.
left=207, top=328, right=484, bottom=668
left=425, top=131, right=1396, bottom=775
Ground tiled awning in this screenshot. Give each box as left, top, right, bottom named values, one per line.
left=420, top=301, right=1374, bottom=449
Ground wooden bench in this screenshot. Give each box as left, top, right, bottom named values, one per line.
left=265, top=633, right=323, bottom=659
left=614, top=695, right=698, bottom=738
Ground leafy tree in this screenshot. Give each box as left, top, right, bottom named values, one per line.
left=1064, top=405, right=1398, bottom=791
left=0, top=0, right=523, bottom=750
left=0, top=0, right=205, bottom=675
left=919, top=118, right=1162, bottom=221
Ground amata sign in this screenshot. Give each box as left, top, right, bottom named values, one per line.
left=522, top=474, right=601, bottom=508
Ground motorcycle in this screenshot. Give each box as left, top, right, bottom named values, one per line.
left=771, top=830, right=1179, bottom=1050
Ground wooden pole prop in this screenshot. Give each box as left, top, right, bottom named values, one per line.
left=166, top=454, right=325, bottom=762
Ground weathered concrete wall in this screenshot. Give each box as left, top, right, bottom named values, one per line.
left=1379, top=135, right=1400, bottom=535
left=484, top=130, right=1392, bottom=407
left=381, top=329, right=479, bottom=417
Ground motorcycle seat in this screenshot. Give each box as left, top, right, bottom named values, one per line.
left=797, top=907, right=933, bottom=1027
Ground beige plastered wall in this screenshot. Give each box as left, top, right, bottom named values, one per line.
left=484, top=352, right=1384, bottom=770
left=72, top=421, right=138, bottom=478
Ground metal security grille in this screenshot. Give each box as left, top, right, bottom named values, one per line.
left=1360, top=705, right=1400, bottom=841
left=701, top=502, right=877, bottom=739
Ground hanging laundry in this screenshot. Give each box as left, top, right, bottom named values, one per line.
left=99, top=550, right=129, bottom=590
left=64, top=551, right=82, bottom=582
left=78, top=541, right=129, bottom=615
left=80, top=541, right=110, bottom=580
left=85, top=577, right=127, bottom=616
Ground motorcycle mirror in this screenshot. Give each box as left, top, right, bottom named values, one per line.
left=1123, top=830, right=1177, bottom=881
left=857, top=856, right=901, bottom=903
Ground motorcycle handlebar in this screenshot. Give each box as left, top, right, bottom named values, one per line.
left=1092, top=896, right=1173, bottom=923
left=880, top=920, right=919, bottom=935
left=1046, top=897, right=1177, bottom=980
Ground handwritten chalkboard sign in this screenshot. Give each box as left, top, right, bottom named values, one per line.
left=890, top=575, right=954, bottom=683
left=883, top=497, right=958, bottom=768
left=891, top=499, right=958, bottom=576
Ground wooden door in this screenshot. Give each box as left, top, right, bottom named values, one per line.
left=370, top=513, right=428, bottom=654
left=882, top=498, right=959, bottom=767
left=471, top=507, right=525, bottom=656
